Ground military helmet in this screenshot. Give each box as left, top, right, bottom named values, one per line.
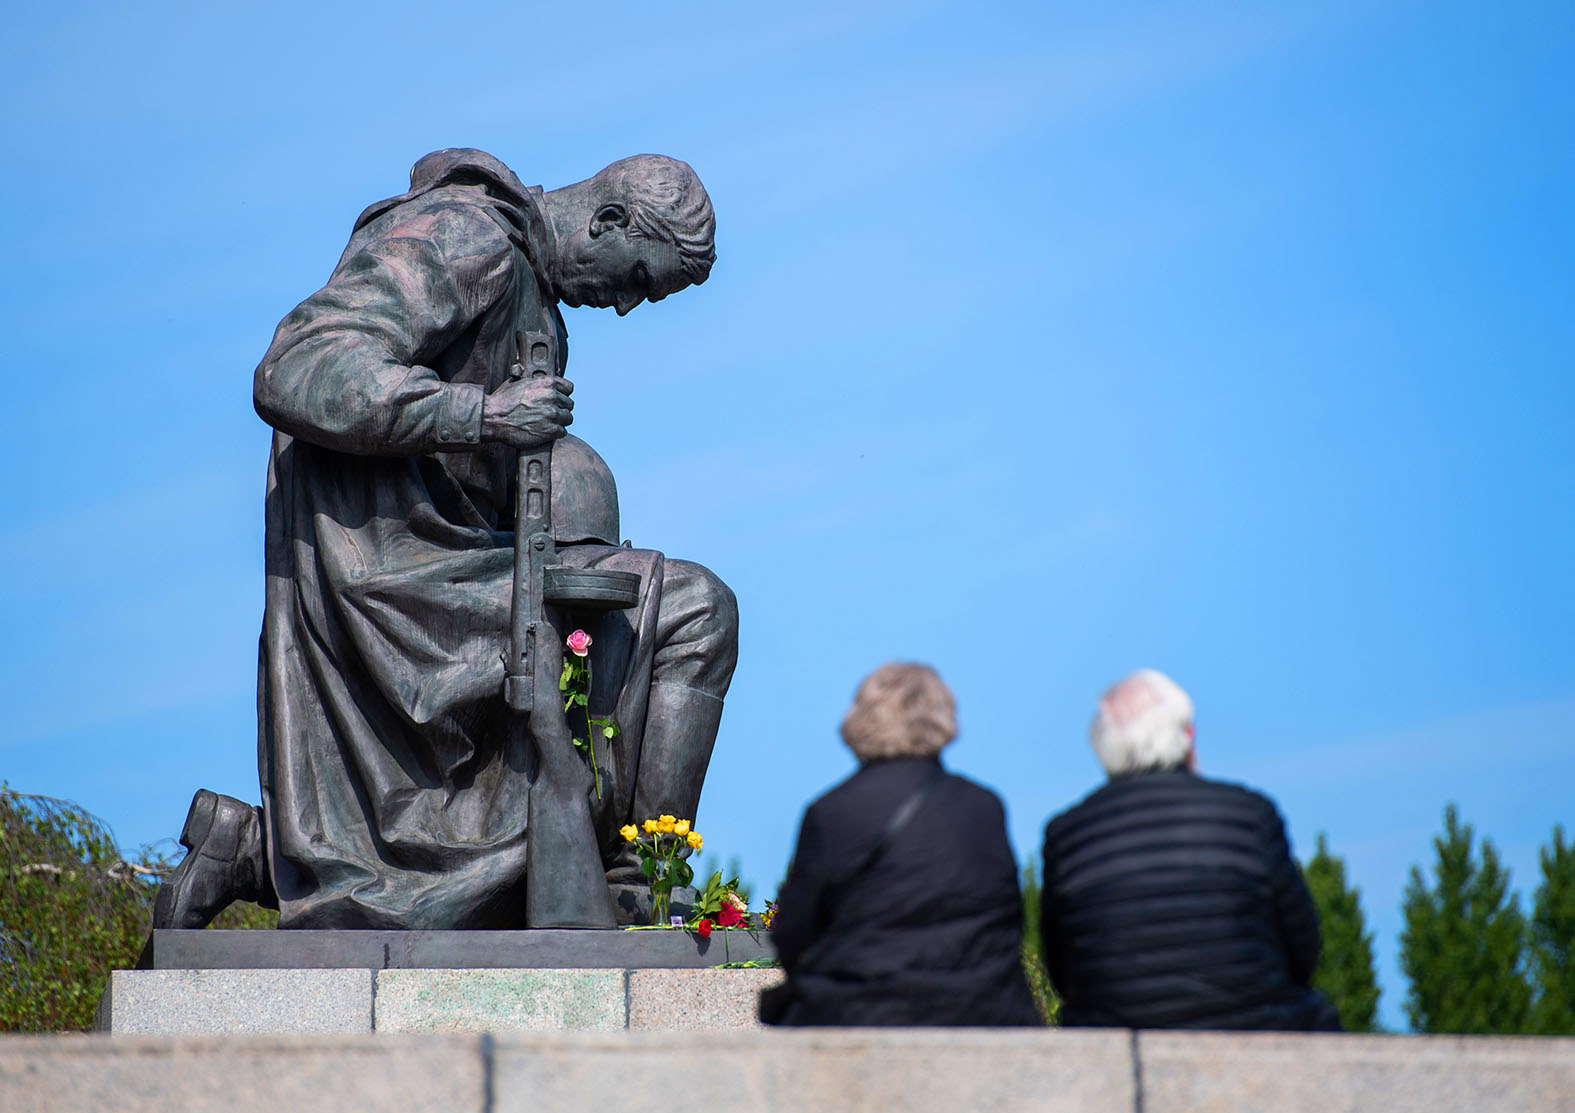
left=551, top=435, right=620, bottom=546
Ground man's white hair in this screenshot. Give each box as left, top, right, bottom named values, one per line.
left=1089, top=669, right=1194, bottom=777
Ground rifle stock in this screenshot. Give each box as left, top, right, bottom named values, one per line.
left=506, top=328, right=615, bottom=928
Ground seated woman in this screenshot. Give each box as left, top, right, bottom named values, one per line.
left=764, top=663, right=1040, bottom=1026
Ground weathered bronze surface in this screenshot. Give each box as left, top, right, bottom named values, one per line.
left=154, top=150, right=738, bottom=932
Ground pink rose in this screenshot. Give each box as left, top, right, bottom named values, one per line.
left=566, top=630, right=592, bottom=657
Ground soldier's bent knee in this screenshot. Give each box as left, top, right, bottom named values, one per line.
left=653, top=559, right=738, bottom=696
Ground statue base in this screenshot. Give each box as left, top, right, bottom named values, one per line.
left=98, top=930, right=779, bottom=1034
left=136, top=927, right=773, bottom=970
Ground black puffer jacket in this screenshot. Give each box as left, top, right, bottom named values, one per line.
left=1040, top=769, right=1339, bottom=1030
left=769, top=756, right=1040, bottom=1026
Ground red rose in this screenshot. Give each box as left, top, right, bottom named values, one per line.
left=696, top=918, right=714, bottom=938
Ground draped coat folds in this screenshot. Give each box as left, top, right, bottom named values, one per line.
left=254, top=150, right=663, bottom=928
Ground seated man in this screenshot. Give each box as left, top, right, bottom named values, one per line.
left=1039, top=669, right=1339, bottom=1029
left=155, top=149, right=737, bottom=930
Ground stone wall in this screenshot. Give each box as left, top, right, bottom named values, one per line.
left=4, top=1029, right=1573, bottom=1113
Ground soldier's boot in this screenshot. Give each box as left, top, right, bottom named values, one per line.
left=606, top=682, right=725, bottom=924
left=152, top=790, right=275, bottom=929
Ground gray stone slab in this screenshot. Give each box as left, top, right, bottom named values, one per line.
left=16, top=1029, right=1575, bottom=1113
left=139, top=927, right=774, bottom=969
left=374, top=968, right=627, bottom=1031
left=0, top=1034, right=484, bottom=1113
left=628, top=967, right=784, bottom=1030
left=1138, top=1030, right=1575, bottom=1113
left=96, top=969, right=372, bottom=1034
left=492, top=1029, right=1134, bottom=1113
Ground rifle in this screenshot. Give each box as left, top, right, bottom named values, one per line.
left=505, top=329, right=639, bottom=928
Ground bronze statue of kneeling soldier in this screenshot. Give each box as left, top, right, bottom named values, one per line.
left=155, top=149, right=737, bottom=931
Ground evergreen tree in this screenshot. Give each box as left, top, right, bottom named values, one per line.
left=1302, top=832, right=1380, bottom=1031
left=1019, top=861, right=1057, bottom=1024
left=1529, top=825, right=1575, bottom=1034
left=1399, top=804, right=1531, bottom=1033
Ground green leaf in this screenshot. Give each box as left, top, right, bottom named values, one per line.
left=672, top=860, right=694, bottom=888
left=602, top=725, right=616, bottom=739
left=640, top=857, right=658, bottom=879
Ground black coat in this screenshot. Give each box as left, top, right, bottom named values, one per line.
left=1040, top=768, right=1340, bottom=1030
left=769, top=756, right=1041, bottom=1026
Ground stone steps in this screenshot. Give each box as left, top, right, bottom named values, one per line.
left=6, top=1028, right=1574, bottom=1113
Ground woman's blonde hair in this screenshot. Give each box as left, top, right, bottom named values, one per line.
left=840, top=663, right=958, bottom=761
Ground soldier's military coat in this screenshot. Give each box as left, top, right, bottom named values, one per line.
left=255, top=150, right=663, bottom=928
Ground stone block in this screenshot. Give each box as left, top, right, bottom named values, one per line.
left=374, top=968, right=627, bottom=1031
left=96, top=969, right=372, bottom=1034
left=492, top=1028, right=1134, bottom=1113
left=0, top=1033, right=484, bottom=1113
left=1138, top=1030, right=1575, bottom=1113
left=627, top=967, right=784, bottom=1030
left=139, top=927, right=776, bottom=969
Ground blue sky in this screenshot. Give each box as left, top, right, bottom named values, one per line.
left=2, top=1, right=1570, bottom=1029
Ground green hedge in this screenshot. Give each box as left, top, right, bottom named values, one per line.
left=0, top=786, right=275, bottom=1032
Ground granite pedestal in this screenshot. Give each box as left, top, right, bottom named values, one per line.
left=136, top=927, right=773, bottom=970
left=99, top=929, right=779, bottom=1035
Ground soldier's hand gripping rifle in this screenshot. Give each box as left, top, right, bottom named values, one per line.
left=505, top=330, right=639, bottom=929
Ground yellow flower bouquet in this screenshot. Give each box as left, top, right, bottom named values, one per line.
left=621, top=815, right=701, bottom=925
